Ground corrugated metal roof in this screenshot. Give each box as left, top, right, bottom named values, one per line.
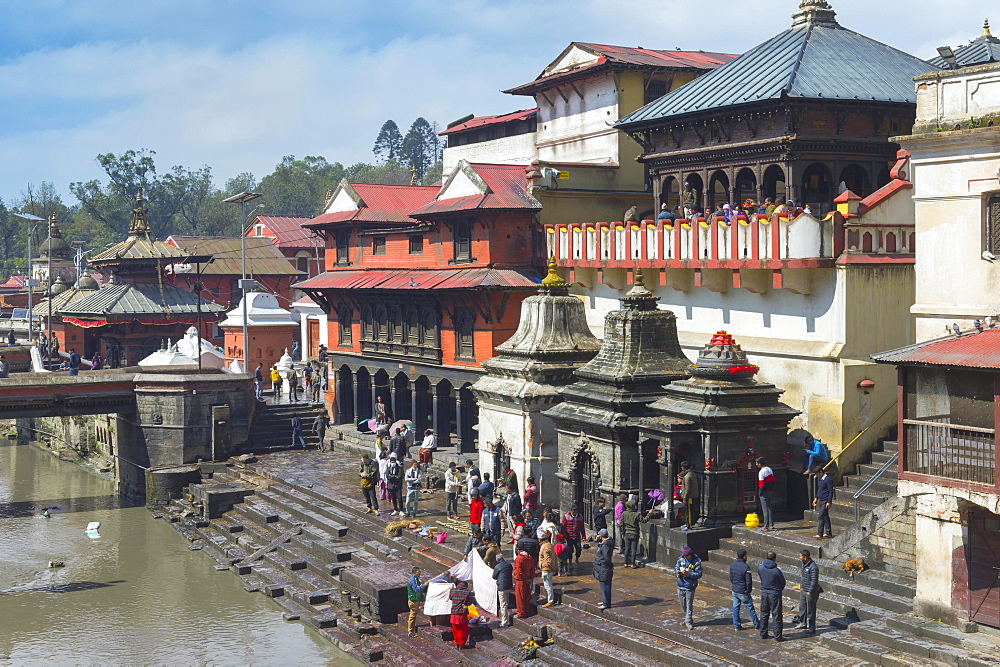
left=872, top=328, right=1000, bottom=369
left=928, top=33, right=1000, bottom=69
left=167, top=236, right=302, bottom=276
left=307, top=184, right=438, bottom=227
left=90, top=235, right=193, bottom=265
left=409, top=163, right=541, bottom=218
left=32, top=286, right=99, bottom=316
left=295, top=267, right=540, bottom=291
left=439, top=109, right=537, bottom=136
left=249, top=216, right=314, bottom=248
left=617, top=10, right=934, bottom=128
left=58, top=281, right=226, bottom=318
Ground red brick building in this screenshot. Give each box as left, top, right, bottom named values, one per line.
left=245, top=215, right=324, bottom=280
left=296, top=162, right=544, bottom=451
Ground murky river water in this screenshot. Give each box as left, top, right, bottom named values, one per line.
left=0, top=441, right=353, bottom=664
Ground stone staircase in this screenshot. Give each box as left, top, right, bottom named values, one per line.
left=159, top=462, right=713, bottom=665
left=245, top=403, right=327, bottom=453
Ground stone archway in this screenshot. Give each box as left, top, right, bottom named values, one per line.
left=762, top=164, right=786, bottom=202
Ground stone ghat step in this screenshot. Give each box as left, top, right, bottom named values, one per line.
left=885, top=614, right=1000, bottom=656
left=535, top=598, right=728, bottom=666
left=846, top=617, right=1000, bottom=667
left=717, top=533, right=917, bottom=598
left=853, top=463, right=899, bottom=482
left=821, top=632, right=944, bottom=666
left=838, top=473, right=898, bottom=496
left=549, top=577, right=861, bottom=667
left=698, top=556, right=909, bottom=622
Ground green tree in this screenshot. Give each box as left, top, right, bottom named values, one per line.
left=373, top=120, right=404, bottom=164
left=401, top=118, right=437, bottom=180
left=346, top=159, right=411, bottom=186
left=258, top=155, right=345, bottom=218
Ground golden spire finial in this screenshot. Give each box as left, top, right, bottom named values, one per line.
left=541, top=256, right=567, bottom=285
left=409, top=165, right=418, bottom=186
left=984, top=18, right=992, bottom=37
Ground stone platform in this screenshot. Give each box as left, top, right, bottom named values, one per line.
left=157, top=445, right=1000, bottom=666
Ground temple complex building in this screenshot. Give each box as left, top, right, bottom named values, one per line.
left=55, top=194, right=225, bottom=367
left=296, top=162, right=543, bottom=452
left=544, top=0, right=930, bottom=467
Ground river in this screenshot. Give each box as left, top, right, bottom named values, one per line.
left=0, top=440, right=353, bottom=664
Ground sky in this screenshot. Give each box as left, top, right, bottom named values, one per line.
left=0, top=0, right=993, bottom=205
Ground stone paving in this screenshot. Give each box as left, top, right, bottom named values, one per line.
left=246, top=444, right=870, bottom=665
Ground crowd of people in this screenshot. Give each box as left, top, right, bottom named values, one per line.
left=655, top=196, right=811, bottom=226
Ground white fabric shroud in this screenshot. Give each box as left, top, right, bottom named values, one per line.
left=421, top=549, right=498, bottom=616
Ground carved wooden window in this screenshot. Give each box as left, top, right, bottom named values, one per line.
left=338, top=307, right=352, bottom=347
left=423, top=309, right=438, bottom=347
left=453, top=221, right=472, bottom=262
left=406, top=309, right=420, bottom=345
left=335, top=233, right=350, bottom=265
left=986, top=194, right=1000, bottom=255
left=375, top=306, right=388, bottom=341
left=455, top=309, right=475, bottom=360
left=372, top=235, right=386, bottom=256
left=389, top=306, right=403, bottom=342
left=409, top=234, right=424, bottom=254
left=361, top=306, right=373, bottom=340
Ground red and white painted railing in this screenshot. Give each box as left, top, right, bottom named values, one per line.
left=545, top=213, right=844, bottom=268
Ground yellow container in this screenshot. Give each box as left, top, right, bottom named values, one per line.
left=745, top=513, right=760, bottom=528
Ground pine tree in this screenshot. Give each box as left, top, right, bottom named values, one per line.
left=372, top=120, right=403, bottom=164
left=401, top=118, right=437, bottom=180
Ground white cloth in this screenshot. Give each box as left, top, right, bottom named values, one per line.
left=420, top=434, right=437, bottom=451
left=420, top=549, right=498, bottom=617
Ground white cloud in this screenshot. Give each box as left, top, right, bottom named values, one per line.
left=0, top=0, right=995, bottom=204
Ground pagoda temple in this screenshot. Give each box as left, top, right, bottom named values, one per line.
left=544, top=268, right=691, bottom=519
left=617, top=0, right=933, bottom=212
left=639, top=331, right=799, bottom=525
left=472, top=258, right=601, bottom=506
left=57, top=193, right=225, bottom=367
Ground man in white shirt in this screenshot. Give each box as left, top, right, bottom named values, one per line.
left=419, top=429, right=437, bottom=468
left=444, top=461, right=462, bottom=519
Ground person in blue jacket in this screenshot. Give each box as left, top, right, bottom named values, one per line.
left=674, top=546, right=703, bottom=630
left=758, top=551, right=786, bottom=641
left=802, top=435, right=828, bottom=473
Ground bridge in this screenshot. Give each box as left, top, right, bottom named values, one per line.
left=0, top=372, right=136, bottom=419
left=0, top=369, right=256, bottom=503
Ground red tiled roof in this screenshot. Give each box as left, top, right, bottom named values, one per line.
left=409, top=164, right=541, bottom=218
left=439, top=109, right=537, bottom=136
left=504, top=43, right=736, bottom=95
left=0, top=275, right=27, bottom=289
left=296, top=267, right=540, bottom=291
left=872, top=328, right=1000, bottom=369
left=306, top=184, right=438, bottom=227
left=248, top=216, right=315, bottom=248
left=577, top=43, right=737, bottom=69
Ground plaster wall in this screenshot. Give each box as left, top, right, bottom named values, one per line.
left=442, top=134, right=537, bottom=173
left=900, top=131, right=1000, bottom=342
left=476, top=396, right=560, bottom=507
left=914, top=64, right=1000, bottom=128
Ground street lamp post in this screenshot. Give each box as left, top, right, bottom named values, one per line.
left=222, top=191, right=264, bottom=373
left=13, top=212, right=44, bottom=345
left=46, top=213, right=54, bottom=364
